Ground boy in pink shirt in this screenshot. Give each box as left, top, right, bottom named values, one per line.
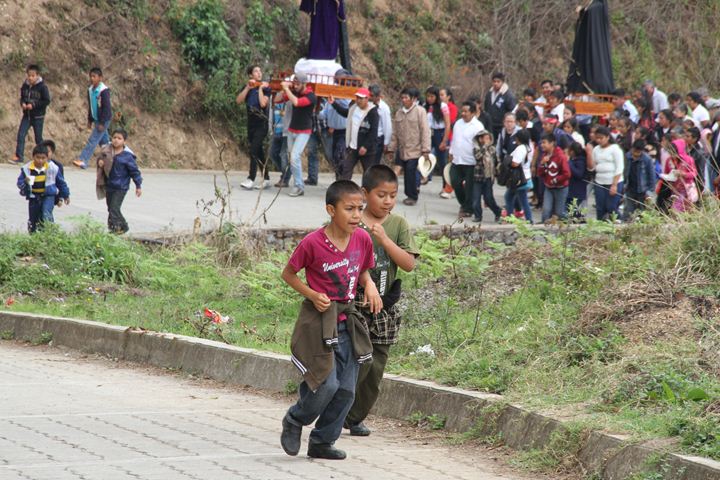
left=280, top=180, right=382, bottom=460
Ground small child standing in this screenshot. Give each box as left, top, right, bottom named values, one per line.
left=344, top=165, right=419, bottom=436
left=12, top=64, right=51, bottom=165
left=74, top=67, right=112, bottom=169
left=280, top=180, right=382, bottom=460
left=471, top=130, right=503, bottom=223
left=17, top=145, right=69, bottom=233
left=538, top=133, right=571, bottom=222
left=96, top=129, right=142, bottom=234
left=41, top=140, right=70, bottom=208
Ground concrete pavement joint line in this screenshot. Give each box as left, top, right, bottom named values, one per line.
left=0, top=407, right=286, bottom=421
left=2, top=312, right=720, bottom=479
left=0, top=452, right=298, bottom=470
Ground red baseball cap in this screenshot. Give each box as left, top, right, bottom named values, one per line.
left=355, top=88, right=371, bottom=98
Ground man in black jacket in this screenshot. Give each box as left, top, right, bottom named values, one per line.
left=12, top=65, right=51, bottom=165
left=483, top=72, right=517, bottom=139
left=336, top=88, right=379, bottom=181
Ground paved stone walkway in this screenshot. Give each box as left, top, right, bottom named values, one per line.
left=0, top=341, right=532, bottom=480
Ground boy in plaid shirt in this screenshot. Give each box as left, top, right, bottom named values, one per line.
left=344, top=165, right=419, bottom=436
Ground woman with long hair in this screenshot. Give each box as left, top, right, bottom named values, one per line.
left=424, top=86, right=451, bottom=192
left=503, top=128, right=534, bottom=223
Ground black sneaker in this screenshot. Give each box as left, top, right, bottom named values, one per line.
left=349, top=422, right=371, bottom=436
left=304, top=178, right=318, bottom=186
left=307, top=442, right=347, bottom=460
left=281, top=413, right=302, bottom=456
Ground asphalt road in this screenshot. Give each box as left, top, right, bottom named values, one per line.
left=1, top=164, right=571, bottom=235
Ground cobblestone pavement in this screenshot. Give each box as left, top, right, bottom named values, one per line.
left=0, top=342, right=533, bottom=480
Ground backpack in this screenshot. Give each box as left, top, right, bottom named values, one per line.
left=496, top=154, right=514, bottom=187
left=497, top=150, right=527, bottom=189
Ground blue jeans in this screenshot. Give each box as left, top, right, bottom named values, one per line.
left=306, top=129, right=333, bottom=183
left=542, top=186, right=569, bottom=221
left=15, top=115, right=44, bottom=160
left=270, top=135, right=290, bottom=183
left=28, top=195, right=56, bottom=233
left=430, top=129, right=448, bottom=186
left=288, top=322, right=359, bottom=445
left=504, top=183, right=533, bottom=223
left=79, top=121, right=111, bottom=166
left=709, top=163, right=719, bottom=194
left=594, top=182, right=624, bottom=221
left=287, top=132, right=311, bottom=190
left=472, top=178, right=502, bottom=221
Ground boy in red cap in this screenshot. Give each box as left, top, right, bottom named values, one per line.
left=335, top=88, right=379, bottom=181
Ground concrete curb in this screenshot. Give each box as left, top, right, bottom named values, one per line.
left=1, top=311, right=718, bottom=480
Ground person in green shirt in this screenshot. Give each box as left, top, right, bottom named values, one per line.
left=345, top=165, right=420, bottom=436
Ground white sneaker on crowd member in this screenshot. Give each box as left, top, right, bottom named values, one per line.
left=240, top=178, right=254, bottom=190
left=288, top=187, right=304, bottom=197
left=439, top=191, right=453, bottom=199
left=254, top=180, right=272, bottom=190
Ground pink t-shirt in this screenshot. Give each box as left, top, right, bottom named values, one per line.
left=288, top=227, right=375, bottom=308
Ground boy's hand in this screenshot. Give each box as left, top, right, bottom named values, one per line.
left=98, top=159, right=105, bottom=168
left=136, top=188, right=142, bottom=198
left=311, top=291, right=331, bottom=312
left=362, top=282, right=383, bottom=314
left=369, top=223, right=389, bottom=244
left=359, top=146, right=367, bottom=156
left=64, top=198, right=70, bottom=205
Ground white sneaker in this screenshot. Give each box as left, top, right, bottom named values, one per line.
left=288, top=187, right=305, bottom=197
left=253, top=180, right=271, bottom=190
left=439, top=191, right=453, bottom=199
left=240, top=178, right=254, bottom=190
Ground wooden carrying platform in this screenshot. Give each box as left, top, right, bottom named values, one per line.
left=251, top=72, right=365, bottom=100
left=535, top=94, right=617, bottom=117
left=564, top=93, right=616, bottom=116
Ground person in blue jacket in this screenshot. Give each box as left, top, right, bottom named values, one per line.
left=97, top=129, right=142, bottom=234
left=75, top=67, right=112, bottom=169
left=623, top=139, right=656, bottom=220
left=17, top=144, right=70, bottom=233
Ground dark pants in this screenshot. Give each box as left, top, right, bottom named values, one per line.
left=27, top=195, right=55, bottom=233
left=106, top=189, right=129, bottom=233
left=594, top=182, right=624, bottom=220
left=656, top=181, right=673, bottom=213
left=247, top=119, right=268, bottom=181
left=339, top=148, right=376, bottom=181
left=403, top=158, right=420, bottom=201
left=624, top=190, right=648, bottom=220
left=449, top=164, right=475, bottom=213
left=287, top=322, right=359, bottom=445
left=373, top=135, right=385, bottom=167
left=346, top=343, right=390, bottom=425
left=15, top=115, right=44, bottom=160
left=472, top=178, right=502, bottom=221
left=430, top=129, right=447, bottom=186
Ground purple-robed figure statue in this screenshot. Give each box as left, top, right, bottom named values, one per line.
left=300, top=0, right=346, bottom=61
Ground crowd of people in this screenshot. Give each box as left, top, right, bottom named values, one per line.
left=239, top=67, right=720, bottom=224
left=11, top=65, right=143, bottom=234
